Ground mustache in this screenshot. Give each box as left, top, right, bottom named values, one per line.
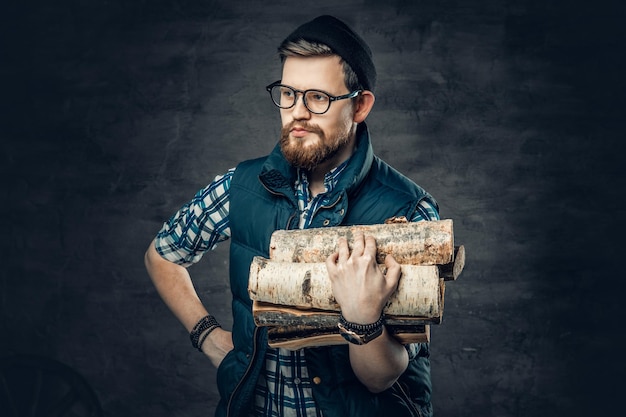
left=282, top=120, right=324, bottom=136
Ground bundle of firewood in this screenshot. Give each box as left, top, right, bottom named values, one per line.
left=247, top=218, right=465, bottom=350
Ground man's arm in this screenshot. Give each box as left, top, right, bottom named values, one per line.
left=144, top=239, right=233, bottom=368
left=325, top=233, right=408, bottom=393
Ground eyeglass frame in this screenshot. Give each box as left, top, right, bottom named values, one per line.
left=265, top=81, right=362, bottom=115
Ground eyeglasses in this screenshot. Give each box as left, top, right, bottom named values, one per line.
left=265, top=81, right=361, bottom=115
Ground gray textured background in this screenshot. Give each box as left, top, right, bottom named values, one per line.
left=2, top=0, right=624, bottom=416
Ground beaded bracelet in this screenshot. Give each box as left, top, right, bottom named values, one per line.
left=190, top=315, right=221, bottom=351
left=338, top=312, right=385, bottom=332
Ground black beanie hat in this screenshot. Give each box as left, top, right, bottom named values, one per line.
left=279, top=15, right=377, bottom=92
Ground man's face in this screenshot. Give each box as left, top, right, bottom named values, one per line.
left=279, top=55, right=357, bottom=171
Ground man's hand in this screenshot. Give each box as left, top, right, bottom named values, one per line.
left=325, top=231, right=408, bottom=392
left=325, top=232, right=401, bottom=323
left=144, top=240, right=234, bottom=369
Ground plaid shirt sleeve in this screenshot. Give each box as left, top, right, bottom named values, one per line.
left=410, top=198, right=440, bottom=222
left=154, top=168, right=235, bottom=267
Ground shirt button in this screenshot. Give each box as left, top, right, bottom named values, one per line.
left=313, top=376, right=322, bottom=385
left=293, top=377, right=301, bottom=385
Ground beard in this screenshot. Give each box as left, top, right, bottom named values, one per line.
left=280, top=121, right=353, bottom=171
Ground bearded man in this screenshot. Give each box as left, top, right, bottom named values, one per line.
left=145, top=15, right=440, bottom=417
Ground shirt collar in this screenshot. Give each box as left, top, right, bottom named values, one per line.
left=296, top=157, right=350, bottom=197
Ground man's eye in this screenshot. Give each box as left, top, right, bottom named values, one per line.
left=309, top=92, right=328, bottom=102
left=281, top=89, right=295, bottom=98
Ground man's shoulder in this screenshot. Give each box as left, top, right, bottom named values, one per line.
left=231, top=154, right=271, bottom=181
left=368, top=156, right=428, bottom=197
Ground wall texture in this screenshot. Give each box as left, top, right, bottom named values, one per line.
left=2, top=0, right=624, bottom=416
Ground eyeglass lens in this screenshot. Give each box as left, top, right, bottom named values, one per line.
left=269, top=85, right=331, bottom=114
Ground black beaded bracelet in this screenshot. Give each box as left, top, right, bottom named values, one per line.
left=337, top=312, right=386, bottom=345
left=338, top=312, right=385, bottom=332
left=196, top=328, right=214, bottom=352
left=190, top=315, right=221, bottom=351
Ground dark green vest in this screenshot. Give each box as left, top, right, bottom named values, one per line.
left=215, top=124, right=436, bottom=417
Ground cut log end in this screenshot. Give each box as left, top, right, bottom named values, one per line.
left=439, top=245, right=466, bottom=281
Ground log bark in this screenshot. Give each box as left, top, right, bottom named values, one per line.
left=265, top=322, right=430, bottom=349
left=248, top=257, right=443, bottom=318
left=253, top=301, right=441, bottom=327
left=268, top=219, right=454, bottom=265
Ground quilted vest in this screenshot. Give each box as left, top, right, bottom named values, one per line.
left=215, top=124, right=436, bottom=417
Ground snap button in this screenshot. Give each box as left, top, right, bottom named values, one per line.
left=313, top=376, right=322, bottom=385
left=293, top=377, right=301, bottom=385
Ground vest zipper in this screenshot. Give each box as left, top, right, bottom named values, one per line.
left=226, top=326, right=260, bottom=417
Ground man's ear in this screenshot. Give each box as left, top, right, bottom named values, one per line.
left=353, top=91, right=375, bottom=123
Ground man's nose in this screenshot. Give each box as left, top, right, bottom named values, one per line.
left=291, top=94, right=311, bottom=120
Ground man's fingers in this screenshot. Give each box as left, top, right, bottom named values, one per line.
left=384, top=254, right=402, bottom=287
left=337, top=237, right=350, bottom=262
left=351, top=232, right=365, bottom=256
left=363, top=235, right=377, bottom=258
left=326, top=252, right=339, bottom=271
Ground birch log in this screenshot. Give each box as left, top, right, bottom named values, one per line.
left=255, top=301, right=432, bottom=349
left=248, top=257, right=442, bottom=318
left=266, top=325, right=430, bottom=349
left=253, top=301, right=442, bottom=327
left=269, top=219, right=454, bottom=265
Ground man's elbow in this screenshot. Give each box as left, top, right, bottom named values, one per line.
left=361, top=376, right=399, bottom=394
left=144, top=239, right=165, bottom=278
left=144, top=242, right=156, bottom=269
left=360, top=356, right=408, bottom=393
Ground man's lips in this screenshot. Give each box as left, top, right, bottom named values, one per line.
left=290, top=126, right=310, bottom=138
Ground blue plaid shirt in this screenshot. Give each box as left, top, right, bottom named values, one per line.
left=155, top=164, right=439, bottom=417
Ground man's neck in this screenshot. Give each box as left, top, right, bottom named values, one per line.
left=307, top=173, right=327, bottom=198
left=305, top=125, right=359, bottom=197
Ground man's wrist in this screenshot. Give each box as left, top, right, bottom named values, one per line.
left=337, top=312, right=385, bottom=345
left=190, top=315, right=222, bottom=351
